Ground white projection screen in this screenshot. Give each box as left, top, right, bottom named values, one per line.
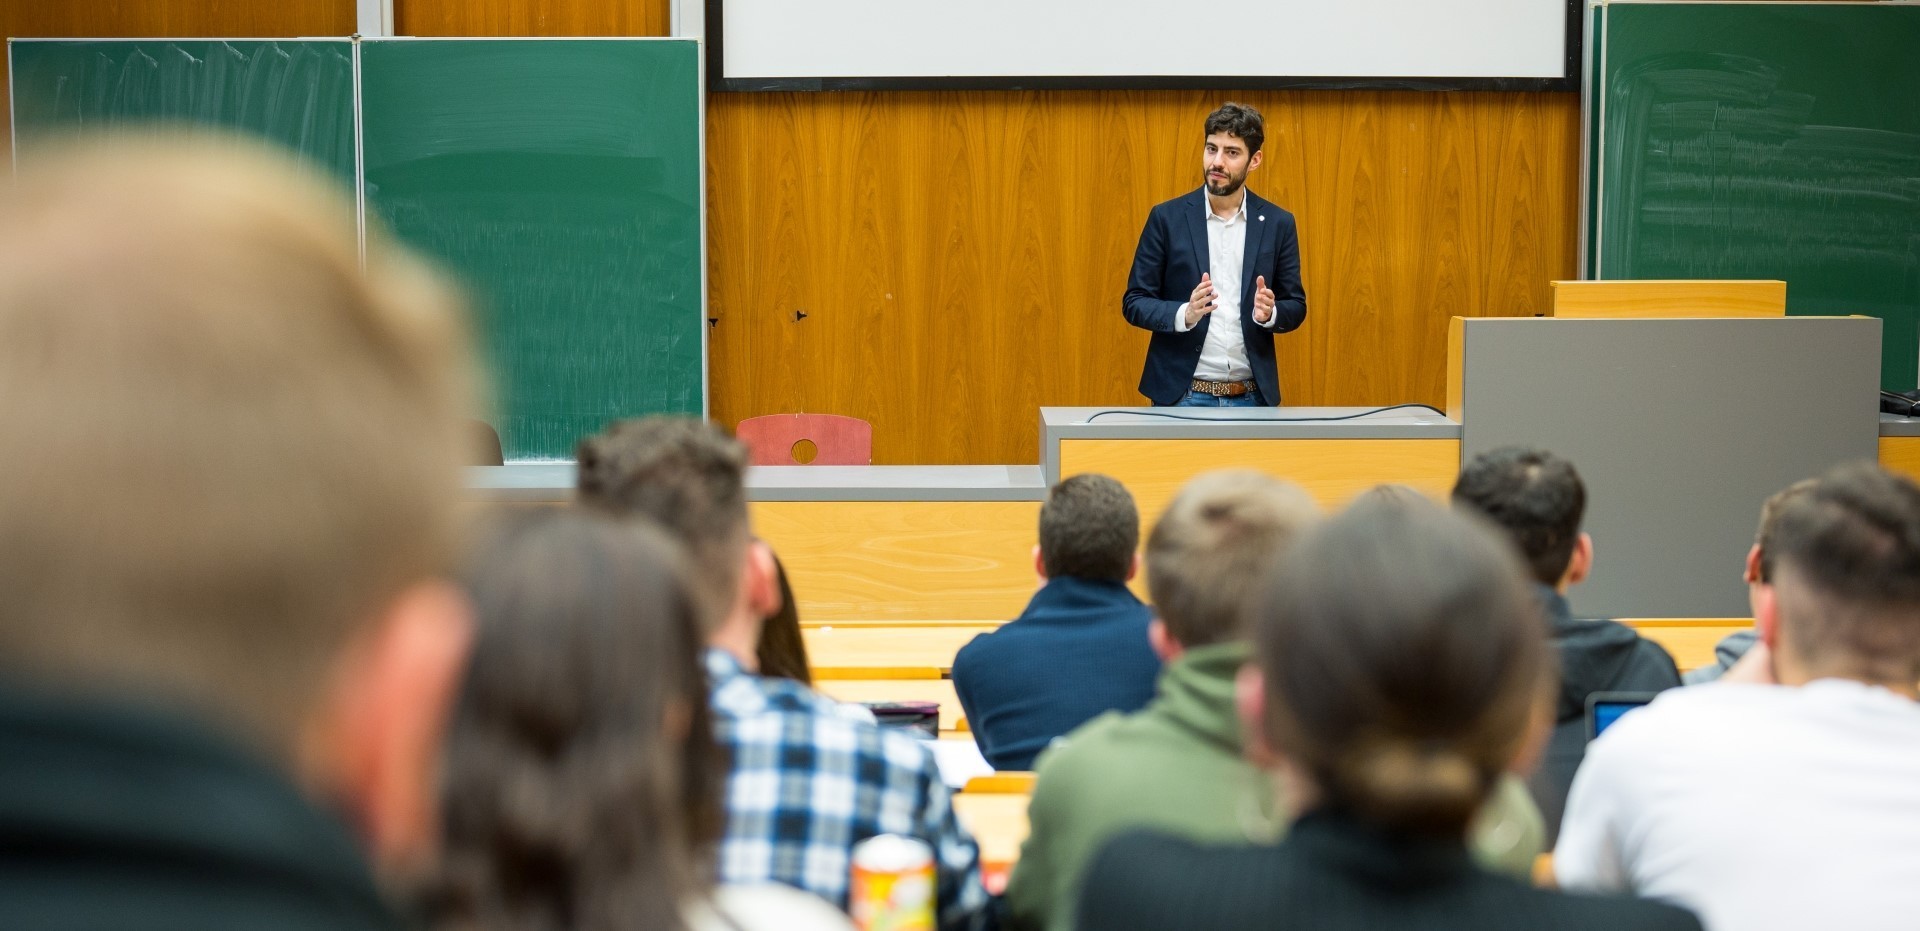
left=710, top=0, right=1577, bottom=91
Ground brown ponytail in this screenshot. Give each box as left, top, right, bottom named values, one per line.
left=1249, top=495, right=1547, bottom=838
left=1329, top=740, right=1490, bottom=836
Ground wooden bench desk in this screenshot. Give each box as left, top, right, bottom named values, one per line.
left=803, top=624, right=996, bottom=679
left=1619, top=619, right=1751, bottom=673
left=953, top=789, right=1032, bottom=878
left=813, top=678, right=967, bottom=732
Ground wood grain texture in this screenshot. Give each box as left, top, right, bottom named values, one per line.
left=751, top=500, right=1040, bottom=622
left=802, top=624, right=994, bottom=676
left=1618, top=618, right=1752, bottom=673
left=1881, top=437, right=1920, bottom=485
left=1059, top=437, right=1461, bottom=519
left=0, top=0, right=354, bottom=165
left=1447, top=315, right=1467, bottom=421
left=1550, top=280, right=1786, bottom=318
left=395, top=0, right=671, bottom=37
left=709, top=91, right=1580, bottom=463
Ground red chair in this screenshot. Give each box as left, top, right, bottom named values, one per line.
left=735, top=413, right=873, bottom=466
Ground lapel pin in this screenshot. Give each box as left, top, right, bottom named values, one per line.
left=1258, top=215, right=1265, bottom=221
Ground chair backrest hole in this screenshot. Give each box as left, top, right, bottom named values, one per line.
left=790, top=438, right=819, bottom=464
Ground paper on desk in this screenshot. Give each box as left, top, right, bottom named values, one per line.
left=923, top=736, right=993, bottom=789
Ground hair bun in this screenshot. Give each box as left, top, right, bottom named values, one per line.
left=1331, top=739, right=1487, bottom=835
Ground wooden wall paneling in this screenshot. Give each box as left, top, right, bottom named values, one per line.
left=1, top=0, right=354, bottom=165
left=394, top=0, right=672, bottom=37
left=750, top=499, right=1040, bottom=622
left=708, top=90, right=1580, bottom=464
left=710, top=91, right=1165, bottom=465
left=1, top=1, right=351, bottom=40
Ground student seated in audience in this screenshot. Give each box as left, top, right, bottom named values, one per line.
left=0, top=137, right=478, bottom=928
left=575, top=418, right=988, bottom=930
left=756, top=549, right=814, bottom=683
left=1075, top=497, right=1702, bottom=931
left=1451, top=447, right=1681, bottom=839
left=431, top=509, right=851, bottom=931
left=1004, top=473, right=1545, bottom=931
left=1557, top=463, right=1920, bottom=930
left=952, top=474, right=1161, bottom=771
left=1684, top=479, right=1815, bottom=685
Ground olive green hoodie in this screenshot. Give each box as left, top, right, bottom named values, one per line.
left=1002, top=641, right=1546, bottom=931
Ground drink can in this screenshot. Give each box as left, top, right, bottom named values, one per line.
left=849, top=833, right=935, bottom=931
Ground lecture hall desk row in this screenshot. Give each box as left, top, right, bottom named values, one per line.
left=803, top=619, right=1755, bottom=736
left=465, top=408, right=1909, bottom=885
left=470, top=412, right=1920, bottom=627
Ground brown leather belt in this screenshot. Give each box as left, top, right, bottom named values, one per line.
left=1190, top=379, right=1256, bottom=397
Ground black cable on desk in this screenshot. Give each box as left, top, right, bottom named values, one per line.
left=1081, top=403, right=1448, bottom=424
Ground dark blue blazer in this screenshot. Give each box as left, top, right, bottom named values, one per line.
left=1122, top=188, right=1307, bottom=406
left=950, top=576, right=1160, bottom=772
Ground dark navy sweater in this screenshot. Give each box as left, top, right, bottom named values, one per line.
left=950, top=576, right=1161, bottom=771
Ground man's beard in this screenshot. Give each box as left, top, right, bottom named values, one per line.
left=1206, top=172, right=1244, bottom=197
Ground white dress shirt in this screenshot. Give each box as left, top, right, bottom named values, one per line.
left=1173, top=191, right=1276, bottom=384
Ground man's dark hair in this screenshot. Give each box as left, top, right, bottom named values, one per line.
left=1039, top=474, right=1139, bottom=583
left=1754, top=478, right=1819, bottom=584
left=1204, top=102, right=1265, bottom=156
left=576, top=417, right=750, bottom=632
left=1450, top=447, right=1586, bottom=586
left=1768, top=463, right=1920, bottom=676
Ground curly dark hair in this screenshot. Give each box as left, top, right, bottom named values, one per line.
left=1204, top=102, right=1265, bottom=155
left=427, top=508, right=722, bottom=931
left=1450, top=446, right=1586, bottom=586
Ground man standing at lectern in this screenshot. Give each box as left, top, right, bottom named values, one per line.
left=1123, top=102, right=1306, bottom=407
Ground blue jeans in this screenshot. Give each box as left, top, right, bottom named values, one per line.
left=1172, top=389, right=1260, bottom=407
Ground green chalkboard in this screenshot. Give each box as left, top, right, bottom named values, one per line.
left=8, top=40, right=356, bottom=182
left=360, top=39, right=705, bottom=461
left=1586, top=2, right=1920, bottom=389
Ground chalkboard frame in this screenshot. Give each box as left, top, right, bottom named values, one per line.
left=704, top=0, right=1583, bottom=93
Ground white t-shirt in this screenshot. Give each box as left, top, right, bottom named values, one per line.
left=1555, top=679, right=1920, bottom=930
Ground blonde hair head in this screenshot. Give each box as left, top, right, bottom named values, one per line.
left=0, top=134, right=477, bottom=755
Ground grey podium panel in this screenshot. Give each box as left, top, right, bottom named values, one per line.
left=1458, top=317, right=1880, bottom=618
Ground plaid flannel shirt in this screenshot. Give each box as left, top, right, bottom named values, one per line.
left=705, top=649, right=990, bottom=930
